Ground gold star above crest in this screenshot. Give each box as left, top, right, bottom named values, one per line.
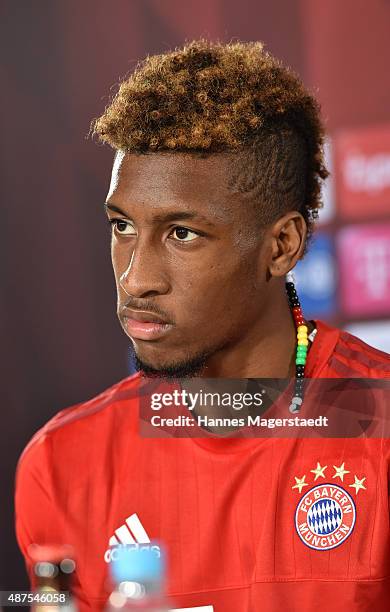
left=349, top=476, right=366, bottom=494
left=292, top=475, right=308, bottom=493
left=333, top=462, right=350, bottom=482
left=310, top=462, right=327, bottom=481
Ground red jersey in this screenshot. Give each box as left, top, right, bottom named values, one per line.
left=15, top=320, right=390, bottom=611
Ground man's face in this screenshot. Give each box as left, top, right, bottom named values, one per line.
left=105, top=151, right=272, bottom=375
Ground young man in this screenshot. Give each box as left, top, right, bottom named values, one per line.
left=16, top=41, right=390, bottom=611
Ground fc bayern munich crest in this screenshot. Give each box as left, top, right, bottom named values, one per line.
left=295, top=483, right=356, bottom=551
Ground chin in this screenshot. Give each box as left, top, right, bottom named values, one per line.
left=133, top=349, right=210, bottom=379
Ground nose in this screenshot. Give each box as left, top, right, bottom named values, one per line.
left=119, top=240, right=170, bottom=299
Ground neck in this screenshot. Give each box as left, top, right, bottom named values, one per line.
left=201, top=291, right=298, bottom=378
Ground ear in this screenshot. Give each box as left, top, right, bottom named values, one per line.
left=268, top=211, right=307, bottom=278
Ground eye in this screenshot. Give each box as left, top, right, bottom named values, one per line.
left=110, top=219, right=136, bottom=236
left=170, top=227, right=199, bottom=242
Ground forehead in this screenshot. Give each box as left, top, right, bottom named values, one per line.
left=107, top=151, right=244, bottom=222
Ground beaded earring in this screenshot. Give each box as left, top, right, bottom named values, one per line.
left=285, top=271, right=311, bottom=413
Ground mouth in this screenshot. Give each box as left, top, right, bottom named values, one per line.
left=122, top=308, right=173, bottom=341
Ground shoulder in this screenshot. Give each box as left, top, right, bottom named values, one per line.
left=317, top=320, right=390, bottom=377
left=18, top=372, right=142, bottom=469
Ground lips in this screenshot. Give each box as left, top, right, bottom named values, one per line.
left=122, top=308, right=173, bottom=341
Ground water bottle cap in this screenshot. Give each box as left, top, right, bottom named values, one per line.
left=110, top=544, right=164, bottom=584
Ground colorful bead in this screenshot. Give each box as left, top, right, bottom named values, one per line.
left=292, top=396, right=302, bottom=406
left=293, top=315, right=304, bottom=324
left=286, top=271, right=296, bottom=284
left=286, top=275, right=313, bottom=412
left=289, top=396, right=302, bottom=413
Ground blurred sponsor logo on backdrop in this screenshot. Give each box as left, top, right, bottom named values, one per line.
left=295, top=233, right=337, bottom=319
left=334, top=123, right=390, bottom=220
left=337, top=223, right=390, bottom=318
left=294, top=130, right=390, bottom=353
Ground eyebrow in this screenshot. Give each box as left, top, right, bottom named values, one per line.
left=104, top=202, right=216, bottom=226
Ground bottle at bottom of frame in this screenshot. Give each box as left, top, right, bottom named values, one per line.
left=105, top=543, right=173, bottom=611
left=28, top=544, right=77, bottom=612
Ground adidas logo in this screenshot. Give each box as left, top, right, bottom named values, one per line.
left=104, top=513, right=161, bottom=563
left=104, top=514, right=214, bottom=611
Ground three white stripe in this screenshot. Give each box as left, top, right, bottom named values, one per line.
left=108, top=515, right=214, bottom=611
left=109, top=512, right=151, bottom=546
